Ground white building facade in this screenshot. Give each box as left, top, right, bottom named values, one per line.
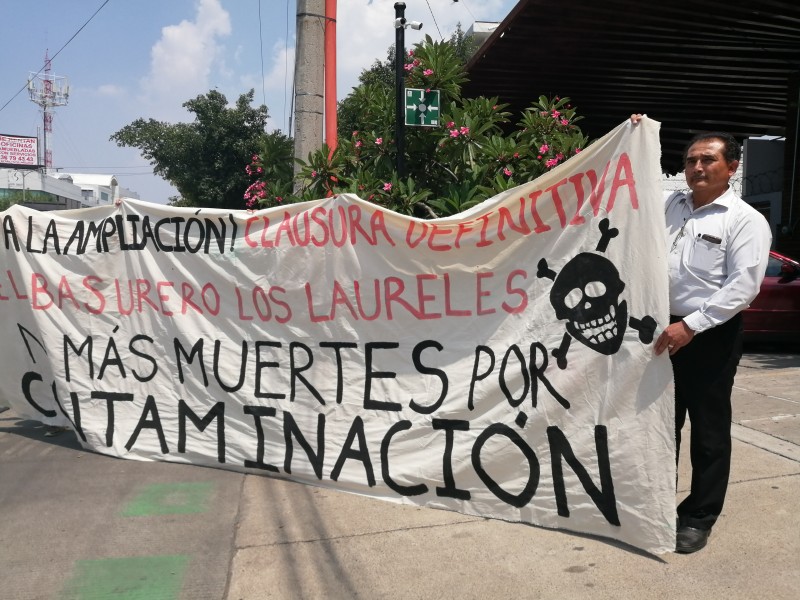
left=1, top=169, right=140, bottom=211
left=0, top=168, right=83, bottom=211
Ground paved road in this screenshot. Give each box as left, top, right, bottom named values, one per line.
left=1, top=348, right=798, bottom=599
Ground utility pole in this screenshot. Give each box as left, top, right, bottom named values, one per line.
left=27, top=51, right=69, bottom=174
left=293, top=0, right=325, bottom=177
left=394, top=3, right=422, bottom=179
left=10, top=169, right=35, bottom=204
left=395, top=3, right=406, bottom=179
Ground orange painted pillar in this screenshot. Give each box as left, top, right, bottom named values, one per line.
left=324, top=0, right=337, bottom=154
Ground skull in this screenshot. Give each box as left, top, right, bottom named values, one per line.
left=550, top=253, right=628, bottom=354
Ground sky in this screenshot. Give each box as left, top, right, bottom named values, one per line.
left=0, top=0, right=518, bottom=204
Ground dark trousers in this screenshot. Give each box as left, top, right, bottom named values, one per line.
left=669, top=313, right=743, bottom=531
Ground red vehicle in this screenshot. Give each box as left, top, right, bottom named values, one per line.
left=743, top=250, right=800, bottom=342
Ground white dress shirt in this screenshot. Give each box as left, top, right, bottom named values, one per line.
left=665, top=186, right=772, bottom=333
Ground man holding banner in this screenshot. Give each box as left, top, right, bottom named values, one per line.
left=0, top=118, right=684, bottom=555
left=633, top=116, right=772, bottom=553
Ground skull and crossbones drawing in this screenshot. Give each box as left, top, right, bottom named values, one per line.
left=537, top=218, right=657, bottom=369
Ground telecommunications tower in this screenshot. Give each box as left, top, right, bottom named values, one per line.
left=27, top=51, right=70, bottom=172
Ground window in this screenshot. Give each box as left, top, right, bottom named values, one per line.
left=764, top=256, right=783, bottom=277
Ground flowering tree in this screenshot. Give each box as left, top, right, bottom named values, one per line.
left=244, top=35, right=588, bottom=218
left=243, top=130, right=294, bottom=208
left=113, top=90, right=275, bottom=210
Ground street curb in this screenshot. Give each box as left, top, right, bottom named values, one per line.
left=731, top=422, right=800, bottom=463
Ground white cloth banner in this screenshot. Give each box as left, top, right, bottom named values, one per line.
left=0, top=119, right=675, bottom=553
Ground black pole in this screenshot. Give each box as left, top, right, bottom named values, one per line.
left=395, top=2, right=406, bottom=179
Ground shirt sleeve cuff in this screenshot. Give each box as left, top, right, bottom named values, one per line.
left=681, top=312, right=713, bottom=334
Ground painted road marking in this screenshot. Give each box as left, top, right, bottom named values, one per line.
left=61, top=554, right=188, bottom=600
left=121, top=482, right=214, bottom=517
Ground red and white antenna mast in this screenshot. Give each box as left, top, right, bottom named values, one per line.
left=27, top=50, right=70, bottom=172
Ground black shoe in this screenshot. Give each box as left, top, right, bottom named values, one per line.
left=676, top=526, right=710, bottom=554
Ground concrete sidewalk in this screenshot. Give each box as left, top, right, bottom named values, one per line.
left=227, top=440, right=799, bottom=599
left=227, top=351, right=800, bottom=599
left=1, top=350, right=798, bottom=599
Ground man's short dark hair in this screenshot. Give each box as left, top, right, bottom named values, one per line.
left=683, top=132, right=741, bottom=163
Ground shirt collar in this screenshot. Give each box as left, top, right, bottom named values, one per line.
left=683, top=185, right=735, bottom=213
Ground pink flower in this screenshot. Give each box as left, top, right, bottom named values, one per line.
left=383, top=182, right=392, bottom=192
left=413, top=59, right=420, bottom=66
left=256, top=167, right=263, bottom=173
left=503, top=167, right=512, bottom=176
left=560, top=118, right=569, bottom=126
left=493, top=105, right=498, bottom=110
left=375, top=137, right=383, bottom=145
left=352, top=130, right=358, bottom=136
left=423, top=69, right=433, bottom=76
left=251, top=154, right=259, bottom=161
left=551, top=110, right=561, bottom=118
left=539, top=144, right=549, bottom=153
left=407, top=49, right=414, bottom=57
left=537, top=154, right=543, bottom=160
left=276, top=196, right=283, bottom=203
left=575, top=148, right=582, bottom=154
left=449, top=129, right=460, bottom=138
left=446, top=121, right=455, bottom=128
left=355, top=140, right=362, bottom=148
left=545, top=158, right=559, bottom=168
left=460, top=126, right=470, bottom=135
left=311, top=170, right=318, bottom=178
left=404, top=63, right=414, bottom=72
left=556, top=152, right=564, bottom=161
left=513, top=152, right=520, bottom=159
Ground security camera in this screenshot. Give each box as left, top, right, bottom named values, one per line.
left=409, top=21, right=423, bottom=30
left=394, top=17, right=406, bottom=28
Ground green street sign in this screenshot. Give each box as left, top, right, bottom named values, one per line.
left=405, top=88, right=440, bottom=127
